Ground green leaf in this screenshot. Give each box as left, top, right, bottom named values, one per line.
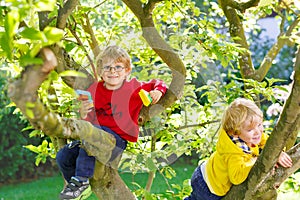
left=34, top=0, right=56, bottom=11
left=29, top=130, right=43, bottom=137
left=162, top=166, right=176, bottom=179
left=20, top=27, right=45, bottom=40
left=43, top=27, right=64, bottom=45
left=0, top=35, right=12, bottom=59
left=35, top=155, right=43, bottom=166
left=2, top=10, right=19, bottom=59
left=19, top=54, right=43, bottom=67
left=29, top=42, right=43, bottom=57
left=41, top=140, right=48, bottom=149
left=144, top=191, right=154, bottom=200
left=25, top=102, right=35, bottom=119
left=23, top=144, right=39, bottom=154
left=5, top=10, right=19, bottom=39
left=265, top=77, right=286, bottom=86
left=145, top=157, right=157, bottom=172
left=258, top=0, right=273, bottom=7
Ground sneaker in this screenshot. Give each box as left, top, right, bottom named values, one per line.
left=59, top=176, right=92, bottom=200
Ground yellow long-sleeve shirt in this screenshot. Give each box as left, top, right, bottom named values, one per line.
left=202, top=129, right=268, bottom=196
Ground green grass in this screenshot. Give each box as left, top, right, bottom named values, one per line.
left=1, top=162, right=299, bottom=200
left=0, top=162, right=197, bottom=200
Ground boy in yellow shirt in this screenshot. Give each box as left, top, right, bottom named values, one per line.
left=185, top=98, right=292, bottom=200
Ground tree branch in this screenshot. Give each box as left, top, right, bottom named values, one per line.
left=273, top=142, right=300, bottom=187
left=256, top=16, right=300, bottom=81
left=248, top=142, right=300, bottom=199
left=123, top=0, right=186, bottom=123
left=67, top=19, right=98, bottom=81
left=81, top=13, right=101, bottom=59
left=57, top=0, right=79, bottom=29
left=218, top=0, right=255, bottom=79
left=225, top=0, right=260, bottom=12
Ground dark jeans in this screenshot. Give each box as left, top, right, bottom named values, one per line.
left=56, top=126, right=127, bottom=182
left=184, top=165, right=223, bottom=200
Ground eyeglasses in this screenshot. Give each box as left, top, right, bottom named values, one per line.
left=102, top=65, right=125, bottom=72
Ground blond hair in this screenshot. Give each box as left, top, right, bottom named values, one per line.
left=98, top=45, right=132, bottom=71
left=221, top=98, right=263, bottom=136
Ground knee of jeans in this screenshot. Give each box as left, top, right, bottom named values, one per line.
left=56, top=149, right=64, bottom=167
left=56, top=146, right=71, bottom=167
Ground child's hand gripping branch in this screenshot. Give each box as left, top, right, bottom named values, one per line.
left=149, top=90, right=163, bottom=104
left=276, top=151, right=292, bottom=168
left=79, top=100, right=94, bottom=119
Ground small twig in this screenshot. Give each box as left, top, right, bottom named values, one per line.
left=67, top=19, right=98, bottom=81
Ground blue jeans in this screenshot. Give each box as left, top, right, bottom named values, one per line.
left=56, top=126, right=127, bottom=182
left=184, top=165, right=223, bottom=200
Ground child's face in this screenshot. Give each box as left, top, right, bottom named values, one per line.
left=101, top=61, right=130, bottom=90
left=238, top=115, right=263, bottom=146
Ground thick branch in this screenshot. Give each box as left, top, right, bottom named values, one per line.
left=246, top=44, right=300, bottom=199
left=256, top=17, right=300, bottom=81
left=239, top=143, right=300, bottom=200
left=218, top=0, right=255, bottom=79
left=122, top=0, right=186, bottom=123
left=226, top=0, right=260, bottom=12
left=57, top=0, right=79, bottom=29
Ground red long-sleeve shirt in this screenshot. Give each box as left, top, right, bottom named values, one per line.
left=85, top=78, right=167, bottom=142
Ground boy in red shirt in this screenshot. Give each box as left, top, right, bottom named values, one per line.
left=56, top=45, right=168, bottom=200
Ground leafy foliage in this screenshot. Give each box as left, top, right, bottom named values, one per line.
left=0, top=70, right=54, bottom=183
left=0, top=0, right=63, bottom=67
left=0, top=0, right=299, bottom=198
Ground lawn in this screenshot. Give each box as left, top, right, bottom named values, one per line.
left=1, top=161, right=299, bottom=200
left=0, top=161, right=197, bottom=200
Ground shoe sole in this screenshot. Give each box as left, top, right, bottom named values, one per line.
left=61, top=185, right=92, bottom=200
left=78, top=186, right=92, bottom=200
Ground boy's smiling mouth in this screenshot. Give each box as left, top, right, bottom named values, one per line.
left=108, top=75, right=119, bottom=78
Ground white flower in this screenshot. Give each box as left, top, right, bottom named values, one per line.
left=266, top=103, right=282, bottom=117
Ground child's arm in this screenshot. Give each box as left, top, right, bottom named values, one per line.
left=228, top=155, right=257, bottom=185
left=139, top=79, right=167, bottom=106
left=277, top=152, right=292, bottom=168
